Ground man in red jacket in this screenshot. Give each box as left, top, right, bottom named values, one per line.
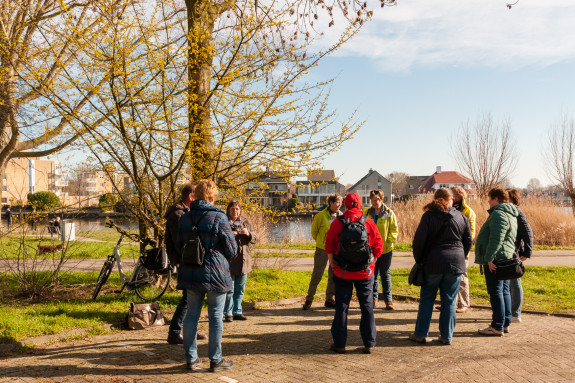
left=325, top=193, right=384, bottom=354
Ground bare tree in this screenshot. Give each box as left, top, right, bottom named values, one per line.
left=386, top=171, right=409, bottom=197
left=526, top=178, right=543, bottom=194
left=545, top=114, right=575, bottom=214
left=451, top=113, right=518, bottom=198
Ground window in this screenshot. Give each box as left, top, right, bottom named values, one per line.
left=2, top=185, right=6, bottom=192
left=100, top=183, right=104, bottom=187
left=99, top=174, right=104, bottom=179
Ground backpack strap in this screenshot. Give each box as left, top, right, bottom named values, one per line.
left=208, top=214, right=223, bottom=250
left=359, top=215, right=368, bottom=225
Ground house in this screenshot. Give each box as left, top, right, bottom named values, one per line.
left=417, top=166, right=476, bottom=195
left=296, top=170, right=346, bottom=207
left=245, top=173, right=290, bottom=209
left=347, top=169, right=392, bottom=205
left=405, top=175, right=429, bottom=196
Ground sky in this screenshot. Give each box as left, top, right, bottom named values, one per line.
left=308, top=0, right=575, bottom=188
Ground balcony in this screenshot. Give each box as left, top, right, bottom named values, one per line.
left=85, top=187, right=98, bottom=192
left=85, top=178, right=97, bottom=183
left=55, top=180, right=68, bottom=187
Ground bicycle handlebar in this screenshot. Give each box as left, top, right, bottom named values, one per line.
left=105, top=219, right=157, bottom=246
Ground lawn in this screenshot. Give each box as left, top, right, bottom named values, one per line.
left=1, top=266, right=573, bottom=344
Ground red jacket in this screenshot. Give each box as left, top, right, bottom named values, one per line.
left=325, top=207, right=384, bottom=279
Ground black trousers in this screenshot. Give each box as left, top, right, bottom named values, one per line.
left=331, top=274, right=376, bottom=348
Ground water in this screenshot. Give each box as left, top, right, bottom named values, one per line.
left=71, top=215, right=314, bottom=243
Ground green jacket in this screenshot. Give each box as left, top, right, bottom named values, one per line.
left=460, top=199, right=477, bottom=239
left=364, top=205, right=398, bottom=254
left=474, top=202, right=518, bottom=265
left=311, top=207, right=341, bottom=250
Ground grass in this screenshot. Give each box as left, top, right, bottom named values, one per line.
left=0, top=269, right=324, bottom=344
left=255, top=242, right=316, bottom=250
left=1, top=266, right=573, bottom=344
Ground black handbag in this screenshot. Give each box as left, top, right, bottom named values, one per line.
left=493, top=251, right=525, bottom=280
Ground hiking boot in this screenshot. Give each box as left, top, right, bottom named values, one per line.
left=385, top=301, right=395, bottom=310
left=209, top=358, right=233, bottom=372
left=186, top=357, right=202, bottom=371
left=409, top=333, right=426, bottom=344
left=437, top=337, right=451, bottom=345
left=324, top=300, right=336, bottom=308
left=504, top=326, right=510, bottom=334
left=303, top=300, right=312, bottom=310
left=362, top=346, right=373, bottom=354
left=167, top=334, right=183, bottom=345
left=224, top=315, right=233, bottom=322
left=330, top=344, right=346, bottom=354
left=233, top=314, right=247, bottom=321
left=478, top=326, right=503, bottom=336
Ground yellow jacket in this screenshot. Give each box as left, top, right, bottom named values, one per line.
left=364, top=205, right=398, bottom=254
left=460, top=199, right=476, bottom=239
left=311, top=207, right=341, bottom=250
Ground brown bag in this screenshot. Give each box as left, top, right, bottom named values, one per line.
left=127, top=302, right=165, bottom=330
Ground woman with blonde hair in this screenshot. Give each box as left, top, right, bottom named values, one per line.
left=176, top=179, right=238, bottom=372
left=409, top=188, right=472, bottom=345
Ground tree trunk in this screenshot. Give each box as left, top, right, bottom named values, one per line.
left=186, top=0, right=218, bottom=182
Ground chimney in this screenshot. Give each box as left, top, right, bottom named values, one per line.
left=436, top=166, right=442, bottom=174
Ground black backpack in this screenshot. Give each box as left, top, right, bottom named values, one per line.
left=181, top=212, right=220, bottom=266
left=335, top=215, right=374, bottom=272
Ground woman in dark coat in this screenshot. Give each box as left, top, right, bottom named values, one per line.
left=409, top=188, right=472, bottom=345
left=223, top=200, right=258, bottom=322
left=176, top=180, right=237, bottom=372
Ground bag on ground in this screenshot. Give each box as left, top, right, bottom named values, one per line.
left=127, top=302, right=165, bottom=330
left=334, top=215, right=374, bottom=272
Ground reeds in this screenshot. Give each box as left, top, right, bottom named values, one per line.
left=391, top=194, right=575, bottom=246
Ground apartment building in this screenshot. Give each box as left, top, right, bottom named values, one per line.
left=296, top=170, right=346, bottom=207
left=1, top=158, right=68, bottom=205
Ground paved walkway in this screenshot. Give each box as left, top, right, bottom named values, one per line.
left=2, top=250, right=575, bottom=273
left=1, top=301, right=573, bottom=382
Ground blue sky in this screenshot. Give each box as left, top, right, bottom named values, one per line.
left=311, top=0, right=575, bottom=188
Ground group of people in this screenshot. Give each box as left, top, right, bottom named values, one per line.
left=163, top=180, right=257, bottom=372
left=410, top=186, right=533, bottom=344
left=162, top=181, right=533, bottom=371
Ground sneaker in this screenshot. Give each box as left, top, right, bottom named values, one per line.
left=209, top=358, right=233, bottom=372
left=409, top=333, right=426, bottom=344
left=456, top=306, right=470, bottom=313
left=504, top=326, right=510, bottom=334
left=167, top=334, right=183, bottom=345
left=511, top=316, right=522, bottom=323
left=233, top=314, right=247, bottom=321
left=478, top=326, right=503, bottom=336
left=330, top=343, right=346, bottom=354
left=224, top=315, right=233, bottom=322
left=437, top=337, right=451, bottom=345
left=186, top=357, right=202, bottom=371
left=303, top=300, right=312, bottom=310
left=385, top=301, right=395, bottom=310
left=324, top=299, right=336, bottom=308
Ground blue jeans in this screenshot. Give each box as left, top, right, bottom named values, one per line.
left=414, top=272, right=462, bottom=342
left=483, top=266, right=511, bottom=332
left=224, top=274, right=248, bottom=316
left=183, top=290, right=226, bottom=363
left=168, top=289, right=187, bottom=336
left=373, top=251, right=393, bottom=302
left=509, top=277, right=523, bottom=318
left=332, top=275, right=376, bottom=348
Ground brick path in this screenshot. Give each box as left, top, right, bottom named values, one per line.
left=1, top=301, right=574, bottom=382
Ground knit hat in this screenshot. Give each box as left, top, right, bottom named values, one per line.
left=344, top=193, right=362, bottom=209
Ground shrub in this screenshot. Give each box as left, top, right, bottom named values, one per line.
left=99, top=193, right=116, bottom=211
left=27, top=191, right=60, bottom=210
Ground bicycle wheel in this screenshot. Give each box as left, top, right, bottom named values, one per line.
left=133, top=264, right=171, bottom=301
left=92, top=260, right=113, bottom=300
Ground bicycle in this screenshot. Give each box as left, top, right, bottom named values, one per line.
left=92, top=220, right=172, bottom=301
